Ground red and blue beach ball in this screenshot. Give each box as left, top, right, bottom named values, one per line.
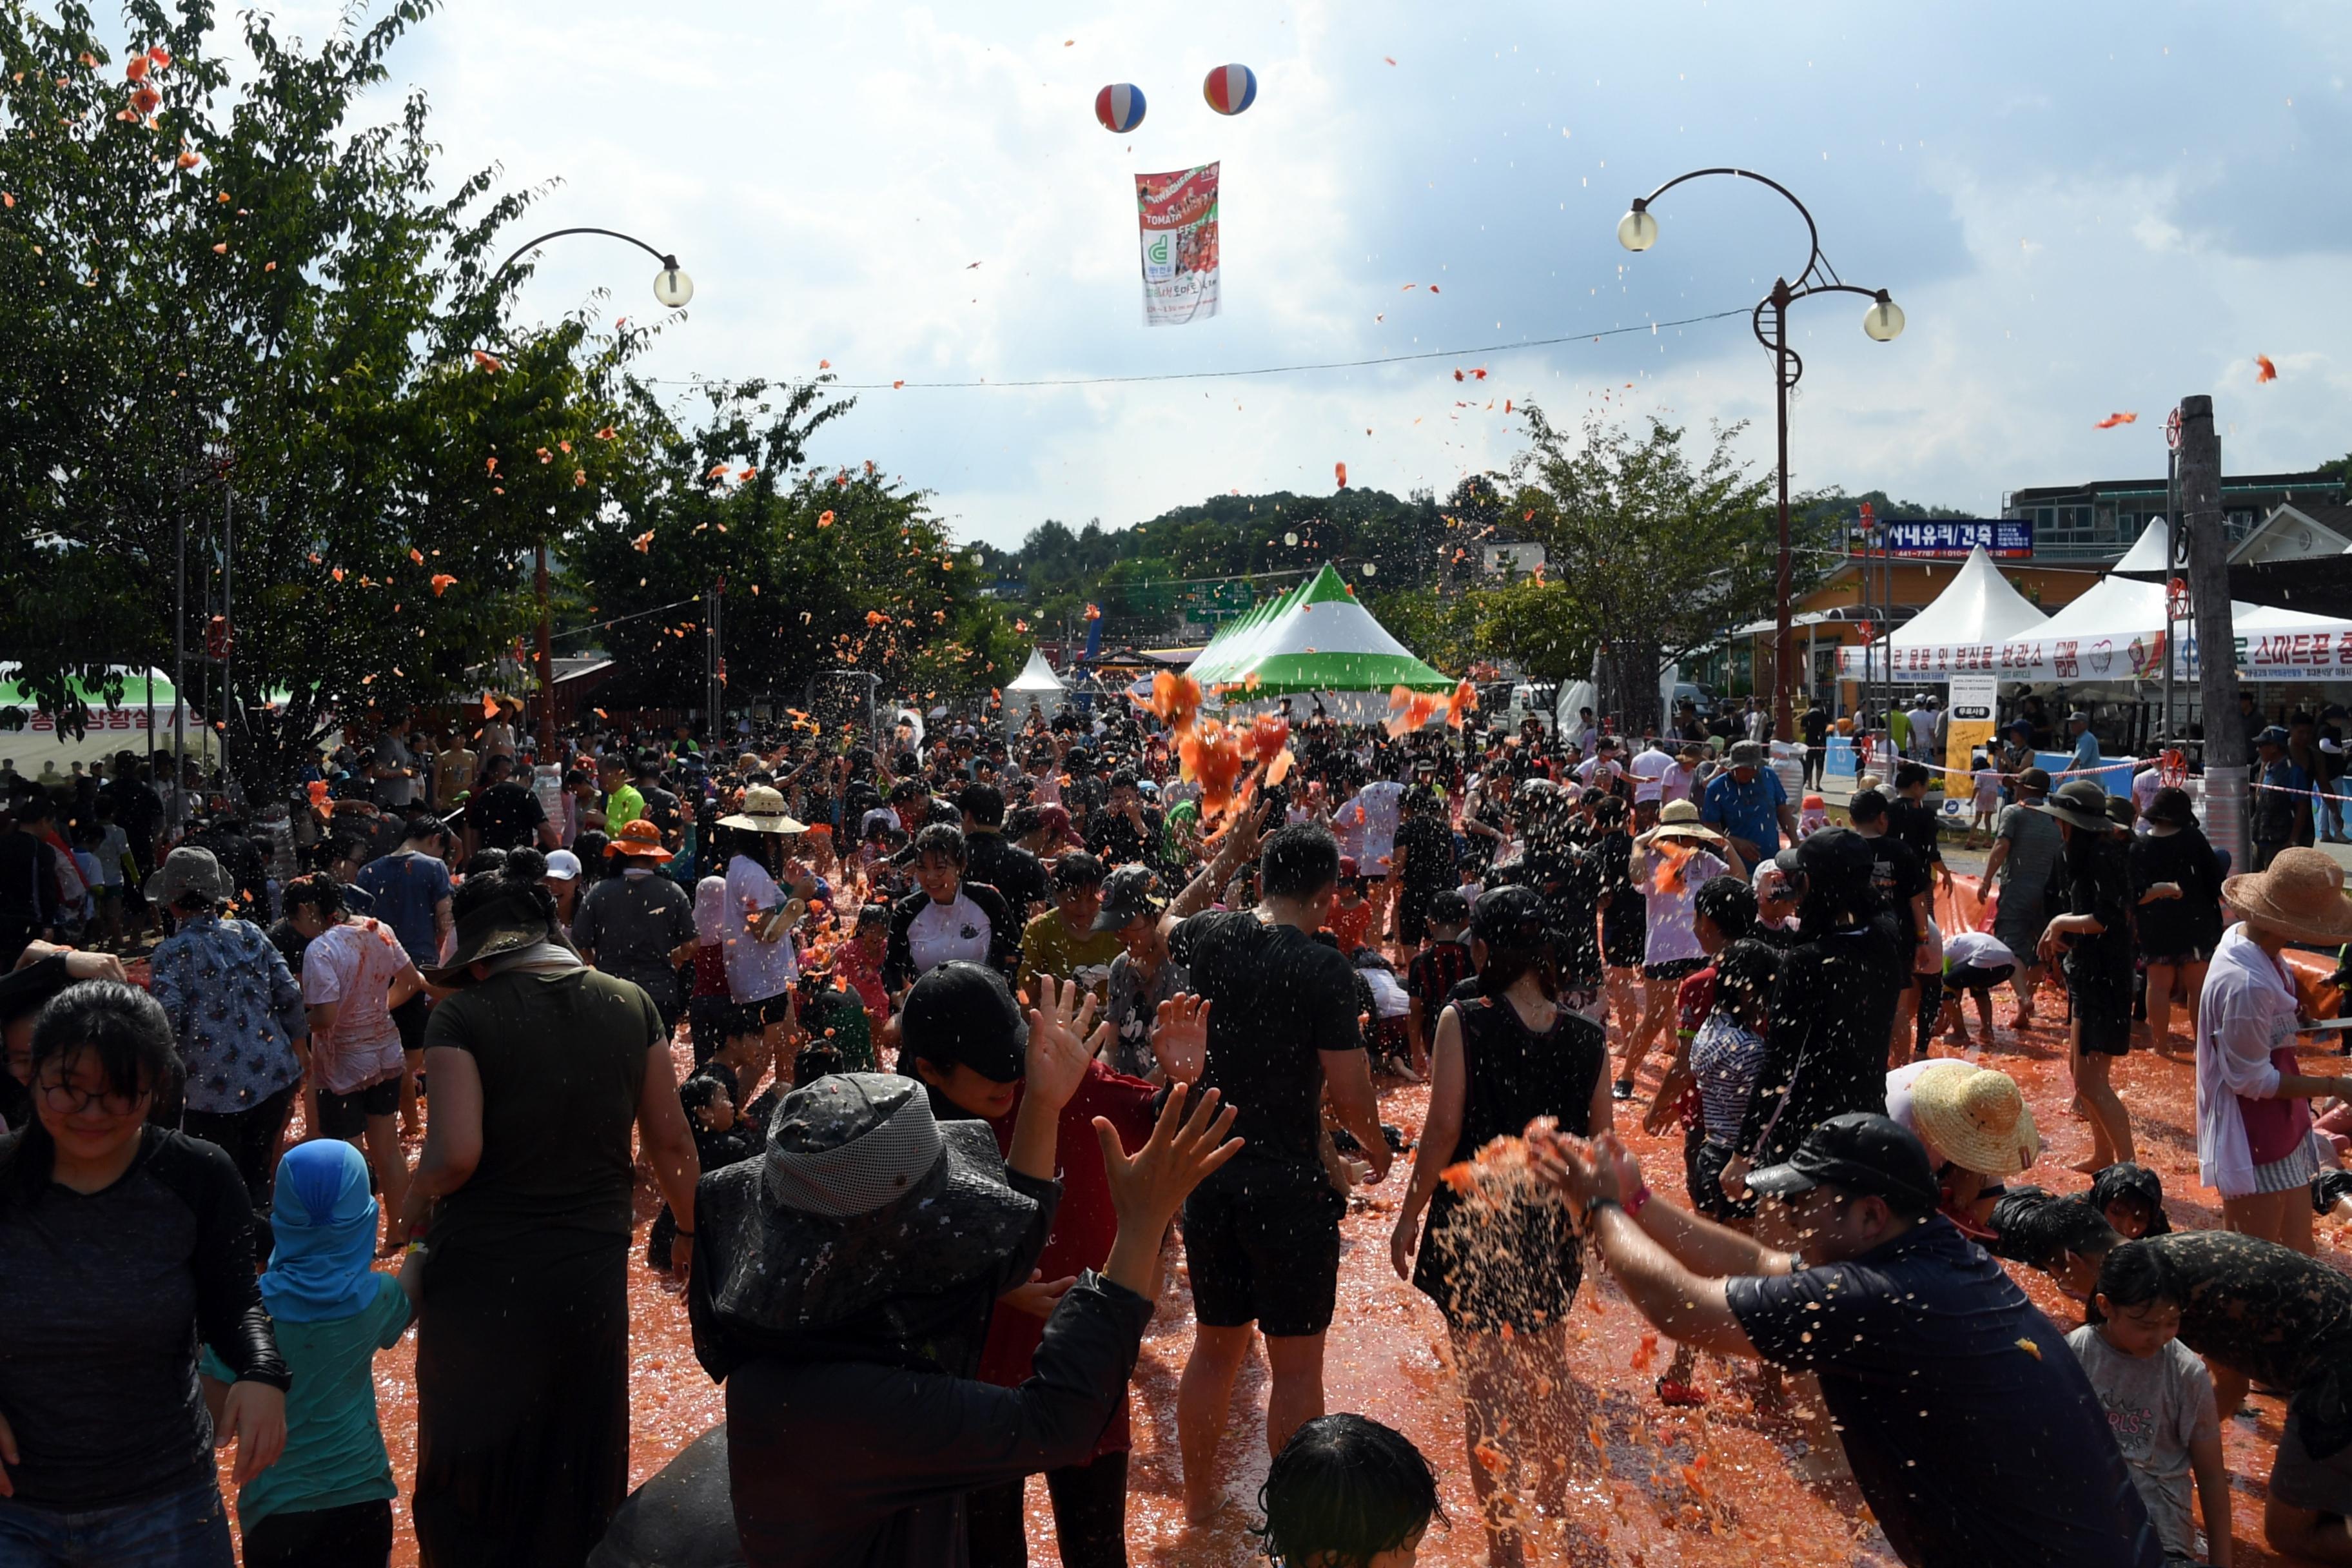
left=1202, top=63, right=1257, bottom=115
left=1094, top=82, right=1146, bottom=132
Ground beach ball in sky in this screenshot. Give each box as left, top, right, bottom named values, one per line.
left=1094, top=83, right=1146, bottom=132
left=1202, top=63, right=1257, bottom=115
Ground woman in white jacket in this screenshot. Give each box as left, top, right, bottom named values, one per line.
left=2195, top=847, right=2352, bottom=1251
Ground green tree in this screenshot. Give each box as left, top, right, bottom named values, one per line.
left=0, top=0, right=639, bottom=794
left=1492, top=407, right=1800, bottom=734
left=571, top=379, right=1016, bottom=719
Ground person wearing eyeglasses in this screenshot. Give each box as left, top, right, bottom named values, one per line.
left=0, top=980, right=289, bottom=1565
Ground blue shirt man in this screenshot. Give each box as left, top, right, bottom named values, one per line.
left=2067, top=712, right=2102, bottom=778
left=1700, top=741, right=1794, bottom=859
left=353, top=824, right=455, bottom=968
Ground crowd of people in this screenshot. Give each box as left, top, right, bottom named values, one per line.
left=5, top=685, right=2352, bottom=1568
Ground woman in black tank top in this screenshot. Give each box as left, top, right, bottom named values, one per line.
left=1389, top=886, right=1612, bottom=1565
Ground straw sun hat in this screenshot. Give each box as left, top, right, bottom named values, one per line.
left=1651, top=798, right=1724, bottom=844
left=1908, top=1061, right=2041, bottom=1178
left=2224, top=847, right=2352, bottom=945
left=720, top=783, right=807, bottom=835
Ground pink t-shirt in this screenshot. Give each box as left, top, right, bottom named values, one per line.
left=300, top=917, right=411, bottom=1094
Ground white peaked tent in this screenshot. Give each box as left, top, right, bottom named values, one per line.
left=1004, top=648, right=1066, bottom=738
left=1993, top=573, right=2352, bottom=681
left=2112, top=518, right=2172, bottom=576
left=1837, top=546, right=2050, bottom=678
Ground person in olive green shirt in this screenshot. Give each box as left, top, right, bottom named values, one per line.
left=1015, top=852, right=1123, bottom=1004
left=598, top=754, right=646, bottom=837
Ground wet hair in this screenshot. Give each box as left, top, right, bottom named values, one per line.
left=403, top=813, right=447, bottom=845
left=792, top=1041, right=843, bottom=1088
left=1711, top=939, right=1780, bottom=1022
left=1053, top=852, right=1106, bottom=892
left=1427, top=889, right=1471, bottom=928
left=957, top=782, right=1006, bottom=828
left=1990, top=1187, right=2121, bottom=1273
left=1108, top=769, right=1140, bottom=794
left=505, top=847, right=549, bottom=885
left=464, top=847, right=509, bottom=879
left=2094, top=1240, right=2177, bottom=1312
left=1893, top=762, right=1930, bottom=791
left=854, top=903, right=890, bottom=933
left=2145, top=786, right=2197, bottom=831
left=1, top=983, right=179, bottom=1211
left=678, top=1073, right=724, bottom=1119
left=1260, top=823, right=1342, bottom=902
left=1255, top=1413, right=1444, bottom=1568
left=1590, top=795, right=1627, bottom=828
left=912, top=823, right=967, bottom=868
left=1692, top=875, right=1757, bottom=942
left=449, top=868, right=562, bottom=936
left=2086, top=1161, right=2172, bottom=1237
left=1793, top=846, right=1885, bottom=936
left=281, top=872, right=346, bottom=923
left=1847, top=787, right=1889, bottom=826
left=1003, top=805, right=1042, bottom=841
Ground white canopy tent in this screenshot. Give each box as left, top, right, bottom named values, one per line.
left=1836, top=545, right=2051, bottom=680
left=1992, top=574, right=2352, bottom=682
left=1003, top=648, right=1068, bottom=738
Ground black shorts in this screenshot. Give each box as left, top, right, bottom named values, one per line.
left=1946, top=962, right=2015, bottom=994
left=317, top=1074, right=401, bottom=1139
left=741, top=992, right=795, bottom=1028
left=1643, top=956, right=1705, bottom=984
left=1686, top=1133, right=1757, bottom=1223
left=2070, top=986, right=2135, bottom=1056
left=1181, top=1157, right=1345, bottom=1337
left=391, top=990, right=431, bottom=1055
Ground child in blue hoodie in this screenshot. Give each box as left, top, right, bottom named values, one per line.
left=201, top=1139, right=423, bottom=1568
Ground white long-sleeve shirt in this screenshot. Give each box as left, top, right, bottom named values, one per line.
left=2194, top=922, right=2297, bottom=1198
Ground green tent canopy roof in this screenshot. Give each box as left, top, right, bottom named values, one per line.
left=1186, top=564, right=1455, bottom=696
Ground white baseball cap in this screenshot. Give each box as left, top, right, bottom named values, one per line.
left=543, top=849, right=583, bottom=881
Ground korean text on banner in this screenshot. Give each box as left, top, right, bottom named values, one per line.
left=1135, top=162, right=1220, bottom=326
left=1945, top=672, right=1999, bottom=783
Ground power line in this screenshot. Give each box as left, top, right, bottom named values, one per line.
left=548, top=594, right=703, bottom=643
left=637, top=306, right=1750, bottom=393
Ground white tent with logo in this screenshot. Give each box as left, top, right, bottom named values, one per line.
left=1990, top=574, right=2352, bottom=681
left=1836, top=545, right=2051, bottom=679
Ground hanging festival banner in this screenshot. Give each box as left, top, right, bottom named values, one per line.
left=1135, top=162, right=1220, bottom=326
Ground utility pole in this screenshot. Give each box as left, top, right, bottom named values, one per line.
left=2179, top=395, right=2246, bottom=870
left=705, top=583, right=724, bottom=740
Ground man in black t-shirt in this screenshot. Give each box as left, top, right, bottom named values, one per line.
left=1849, top=788, right=1934, bottom=1061
left=1162, top=821, right=1390, bottom=1527
left=1800, top=703, right=1830, bottom=788
left=1535, top=1114, right=2162, bottom=1568
left=466, top=754, right=550, bottom=854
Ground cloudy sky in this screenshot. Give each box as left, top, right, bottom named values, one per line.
left=297, top=1, right=2350, bottom=546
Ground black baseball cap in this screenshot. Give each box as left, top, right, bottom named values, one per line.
left=1773, top=825, right=1874, bottom=883
left=1091, top=865, right=1166, bottom=932
left=898, top=961, right=1028, bottom=1084
left=1746, top=1112, right=1940, bottom=1215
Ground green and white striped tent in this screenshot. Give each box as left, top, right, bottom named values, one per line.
left=1188, top=565, right=1455, bottom=719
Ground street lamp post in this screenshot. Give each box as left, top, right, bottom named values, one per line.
left=1618, top=169, right=1903, bottom=743
left=489, top=227, right=694, bottom=755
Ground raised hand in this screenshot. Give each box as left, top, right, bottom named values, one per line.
left=1098, top=1083, right=1242, bottom=1299
left=999, top=1269, right=1081, bottom=1318
left=1150, top=993, right=1211, bottom=1085
left=1025, top=974, right=1104, bottom=1114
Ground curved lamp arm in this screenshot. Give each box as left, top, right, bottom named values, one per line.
left=1630, top=166, right=1822, bottom=282
left=495, top=226, right=681, bottom=277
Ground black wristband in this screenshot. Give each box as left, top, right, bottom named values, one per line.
left=1585, top=1195, right=1623, bottom=1224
